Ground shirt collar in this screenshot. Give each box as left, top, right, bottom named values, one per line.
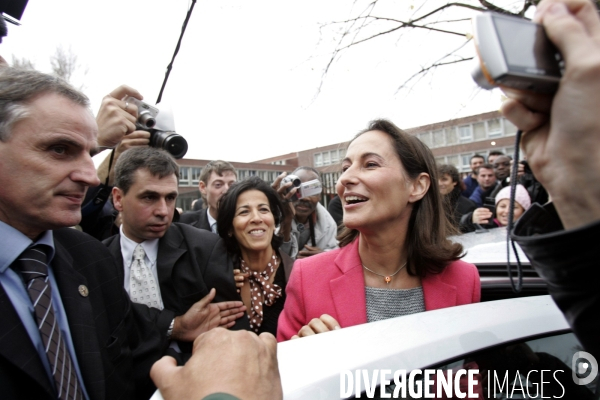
left=119, top=225, right=159, bottom=267
left=0, top=220, right=55, bottom=273
left=206, top=208, right=217, bottom=228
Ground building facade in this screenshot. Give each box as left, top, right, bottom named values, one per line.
left=177, top=111, right=518, bottom=210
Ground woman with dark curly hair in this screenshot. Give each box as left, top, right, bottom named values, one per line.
left=217, top=176, right=294, bottom=335
left=438, top=164, right=477, bottom=233
left=278, top=119, right=480, bottom=341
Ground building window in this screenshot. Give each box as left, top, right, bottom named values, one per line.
left=445, top=127, right=458, bottom=145
left=447, top=155, right=459, bottom=168
left=487, top=118, right=502, bottom=137
left=330, top=150, right=339, bottom=164
left=179, top=167, right=190, bottom=185
left=473, top=122, right=486, bottom=141
left=322, top=151, right=330, bottom=166
left=461, top=154, right=472, bottom=170
left=338, top=148, right=346, bottom=159
left=419, top=132, right=432, bottom=147
left=191, top=167, right=202, bottom=184
left=459, top=125, right=472, bottom=143
left=314, top=153, right=322, bottom=167
left=432, top=130, right=444, bottom=148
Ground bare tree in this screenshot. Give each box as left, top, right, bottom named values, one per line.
left=11, top=55, right=36, bottom=70
left=50, top=45, right=86, bottom=86
left=317, top=0, right=598, bottom=95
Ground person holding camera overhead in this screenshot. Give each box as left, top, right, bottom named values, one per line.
left=278, top=166, right=339, bottom=260
left=277, top=119, right=480, bottom=341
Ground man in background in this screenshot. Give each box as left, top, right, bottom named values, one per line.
left=462, top=154, right=485, bottom=198
left=280, top=167, right=338, bottom=259
left=179, top=160, right=237, bottom=233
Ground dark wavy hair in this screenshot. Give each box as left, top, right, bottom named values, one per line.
left=216, top=176, right=285, bottom=256
left=337, top=119, right=463, bottom=277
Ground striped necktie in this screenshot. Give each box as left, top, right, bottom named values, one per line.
left=15, top=245, right=83, bottom=400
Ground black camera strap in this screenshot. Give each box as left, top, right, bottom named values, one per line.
left=507, top=130, right=524, bottom=293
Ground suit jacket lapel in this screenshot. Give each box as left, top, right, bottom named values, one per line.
left=52, top=241, right=106, bottom=400
left=156, top=225, right=187, bottom=289
left=105, top=235, right=125, bottom=282
left=422, top=273, right=457, bottom=311
left=329, top=239, right=367, bottom=327
left=0, top=285, right=54, bottom=397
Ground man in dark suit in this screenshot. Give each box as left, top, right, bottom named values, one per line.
left=0, top=67, right=173, bottom=399
left=0, top=68, right=247, bottom=400
left=179, top=160, right=237, bottom=232
left=105, top=147, right=249, bottom=359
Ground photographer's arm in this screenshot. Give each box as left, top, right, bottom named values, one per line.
left=501, top=0, right=600, bottom=230
left=501, top=0, right=600, bottom=360
left=97, top=130, right=151, bottom=185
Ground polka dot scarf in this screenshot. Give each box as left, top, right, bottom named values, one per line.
left=240, top=254, right=282, bottom=332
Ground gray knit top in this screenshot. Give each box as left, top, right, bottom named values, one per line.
left=365, top=286, right=425, bottom=323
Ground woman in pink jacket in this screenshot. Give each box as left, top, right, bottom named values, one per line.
left=277, top=119, right=480, bottom=341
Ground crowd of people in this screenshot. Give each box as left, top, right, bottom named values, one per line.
left=0, top=0, right=599, bottom=398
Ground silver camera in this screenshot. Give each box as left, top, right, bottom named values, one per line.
left=471, top=12, right=563, bottom=94
left=280, top=175, right=322, bottom=200
left=125, top=96, right=159, bottom=129
left=123, top=96, right=188, bottom=159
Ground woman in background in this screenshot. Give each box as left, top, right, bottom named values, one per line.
left=460, top=184, right=531, bottom=232
left=277, top=119, right=480, bottom=341
left=438, top=164, right=476, bottom=233
left=217, top=176, right=294, bottom=335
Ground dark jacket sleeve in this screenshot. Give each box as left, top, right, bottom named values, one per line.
left=512, top=202, right=600, bottom=360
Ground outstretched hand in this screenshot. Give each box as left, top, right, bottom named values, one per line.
left=171, top=288, right=246, bottom=342
left=151, top=328, right=282, bottom=400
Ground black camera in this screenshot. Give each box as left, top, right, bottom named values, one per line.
left=124, top=96, right=188, bottom=159
left=471, top=12, right=563, bottom=94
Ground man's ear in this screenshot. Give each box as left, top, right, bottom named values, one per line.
left=408, top=173, right=430, bottom=203
left=199, top=180, right=207, bottom=196
left=112, top=187, right=125, bottom=212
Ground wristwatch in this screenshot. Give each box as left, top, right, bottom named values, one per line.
left=166, top=318, right=175, bottom=339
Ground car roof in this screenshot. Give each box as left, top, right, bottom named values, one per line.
left=451, top=226, right=529, bottom=266
left=278, top=295, right=568, bottom=399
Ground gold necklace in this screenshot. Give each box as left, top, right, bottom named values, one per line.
left=362, top=262, right=407, bottom=285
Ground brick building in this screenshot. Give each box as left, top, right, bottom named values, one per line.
left=177, top=110, right=518, bottom=211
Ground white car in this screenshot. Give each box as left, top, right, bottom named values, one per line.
left=278, top=295, right=596, bottom=399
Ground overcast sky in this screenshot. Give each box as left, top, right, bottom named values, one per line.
left=2, top=0, right=515, bottom=163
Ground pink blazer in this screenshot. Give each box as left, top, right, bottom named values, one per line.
left=277, top=238, right=481, bottom=341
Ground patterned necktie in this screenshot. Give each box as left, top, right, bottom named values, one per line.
left=130, top=244, right=163, bottom=310
left=15, top=245, right=83, bottom=400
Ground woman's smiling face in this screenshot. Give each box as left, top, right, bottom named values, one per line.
left=232, top=189, right=275, bottom=254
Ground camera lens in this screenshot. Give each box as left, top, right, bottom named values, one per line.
left=149, top=130, right=188, bottom=159
left=138, top=112, right=156, bottom=129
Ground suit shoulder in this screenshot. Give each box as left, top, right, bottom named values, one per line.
left=178, top=210, right=203, bottom=224
left=173, top=222, right=220, bottom=243
left=54, top=227, right=108, bottom=250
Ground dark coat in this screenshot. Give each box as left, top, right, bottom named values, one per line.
left=513, top=203, right=600, bottom=360
left=178, top=209, right=212, bottom=232
left=103, top=223, right=250, bottom=352
left=0, top=228, right=168, bottom=400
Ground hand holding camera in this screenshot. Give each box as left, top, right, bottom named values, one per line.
left=123, top=96, right=188, bottom=159
left=495, top=0, right=600, bottom=230
left=96, top=85, right=143, bottom=148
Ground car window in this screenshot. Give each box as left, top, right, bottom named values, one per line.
left=355, top=332, right=596, bottom=399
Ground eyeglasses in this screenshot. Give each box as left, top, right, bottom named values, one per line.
left=493, top=161, right=510, bottom=168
